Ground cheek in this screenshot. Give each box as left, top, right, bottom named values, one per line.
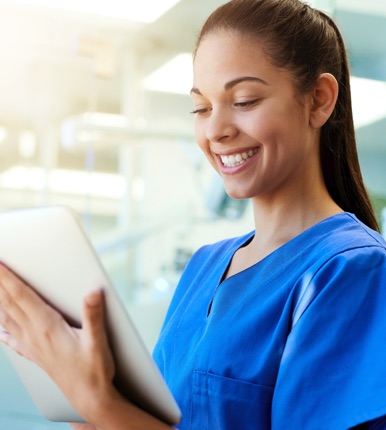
left=194, top=122, right=210, bottom=155
left=194, top=126, right=219, bottom=171
left=242, top=111, right=278, bottom=143
left=246, top=106, right=297, bottom=147
left=194, top=125, right=204, bottom=150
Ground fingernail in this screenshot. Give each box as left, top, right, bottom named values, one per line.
left=86, top=290, right=102, bottom=307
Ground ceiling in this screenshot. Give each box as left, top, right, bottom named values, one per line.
left=0, top=0, right=224, bottom=127
left=0, top=0, right=385, bottom=179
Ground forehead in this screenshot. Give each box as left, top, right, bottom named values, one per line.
left=192, top=32, right=289, bottom=90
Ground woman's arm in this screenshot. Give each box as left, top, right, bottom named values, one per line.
left=69, top=394, right=175, bottom=430
left=67, top=393, right=174, bottom=430
left=0, top=264, right=173, bottom=430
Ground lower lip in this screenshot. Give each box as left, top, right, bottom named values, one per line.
left=217, top=150, right=259, bottom=174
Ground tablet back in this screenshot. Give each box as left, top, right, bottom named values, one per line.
left=0, top=205, right=181, bottom=425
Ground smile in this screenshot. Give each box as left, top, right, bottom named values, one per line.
left=220, top=149, right=258, bottom=168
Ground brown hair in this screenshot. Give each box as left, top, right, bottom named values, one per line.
left=195, top=0, right=379, bottom=231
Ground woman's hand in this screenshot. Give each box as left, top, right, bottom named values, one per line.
left=0, top=264, right=174, bottom=429
left=0, top=263, right=117, bottom=423
left=69, top=424, right=97, bottom=430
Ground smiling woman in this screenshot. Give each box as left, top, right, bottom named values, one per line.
left=190, top=34, right=336, bottom=203
left=1, top=1, right=386, bottom=430
left=154, top=0, right=386, bottom=429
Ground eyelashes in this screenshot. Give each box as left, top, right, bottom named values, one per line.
left=190, top=108, right=210, bottom=115
left=190, top=99, right=261, bottom=116
left=234, top=99, right=260, bottom=108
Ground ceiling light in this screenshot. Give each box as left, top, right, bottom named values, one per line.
left=144, top=53, right=193, bottom=95
left=0, top=126, right=8, bottom=144
left=350, top=76, right=386, bottom=128
left=8, top=0, right=182, bottom=23
left=18, top=130, right=37, bottom=158
left=0, top=166, right=126, bottom=199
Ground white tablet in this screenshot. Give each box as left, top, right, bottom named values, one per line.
left=0, top=205, right=181, bottom=425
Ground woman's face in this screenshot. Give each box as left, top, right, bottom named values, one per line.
left=191, top=32, right=320, bottom=203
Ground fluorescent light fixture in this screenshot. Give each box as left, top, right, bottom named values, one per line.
left=18, top=130, right=37, bottom=158
left=9, top=0, right=181, bottom=23
left=144, top=53, right=193, bottom=95
left=351, top=76, right=386, bottom=128
left=0, top=166, right=126, bottom=199
left=80, top=112, right=131, bottom=128
left=0, top=126, right=8, bottom=144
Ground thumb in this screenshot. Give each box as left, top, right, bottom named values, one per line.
left=82, top=289, right=106, bottom=341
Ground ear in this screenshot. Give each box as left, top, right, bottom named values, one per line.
left=309, top=73, right=339, bottom=129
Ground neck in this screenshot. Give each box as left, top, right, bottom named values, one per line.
left=223, top=183, right=342, bottom=280
left=248, top=182, right=342, bottom=256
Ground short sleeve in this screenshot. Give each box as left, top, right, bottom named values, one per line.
left=272, top=246, right=386, bottom=430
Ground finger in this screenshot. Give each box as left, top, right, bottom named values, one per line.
left=0, top=305, right=20, bottom=334
left=81, top=289, right=116, bottom=384
left=82, top=289, right=106, bottom=345
left=0, top=264, right=54, bottom=328
left=0, top=330, right=31, bottom=359
left=69, top=424, right=97, bottom=430
left=0, top=264, right=30, bottom=327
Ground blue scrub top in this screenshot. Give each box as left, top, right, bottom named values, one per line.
left=153, top=213, right=386, bottom=430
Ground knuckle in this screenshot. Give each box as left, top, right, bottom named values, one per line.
left=0, top=312, right=15, bottom=331
left=9, top=279, right=26, bottom=303
left=39, top=311, right=63, bottom=341
left=0, top=291, right=11, bottom=312
left=1, top=277, right=24, bottom=304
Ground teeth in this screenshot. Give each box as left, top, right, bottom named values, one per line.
left=221, top=149, right=258, bottom=167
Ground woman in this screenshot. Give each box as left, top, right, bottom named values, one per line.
left=1, top=0, right=386, bottom=429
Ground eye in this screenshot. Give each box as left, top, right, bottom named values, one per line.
left=234, top=99, right=260, bottom=108
left=190, top=107, right=212, bottom=116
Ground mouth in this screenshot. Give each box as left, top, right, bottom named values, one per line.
left=220, top=148, right=259, bottom=168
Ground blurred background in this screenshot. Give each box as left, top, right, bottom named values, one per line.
left=0, top=0, right=386, bottom=426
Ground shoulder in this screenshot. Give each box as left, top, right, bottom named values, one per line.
left=333, top=212, right=385, bottom=246
left=288, top=213, right=386, bottom=326
left=298, top=212, right=386, bottom=272
left=313, top=212, right=385, bottom=251
left=315, top=213, right=386, bottom=279
left=275, top=217, right=386, bottom=429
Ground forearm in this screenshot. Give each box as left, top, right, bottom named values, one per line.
left=77, top=390, right=175, bottom=430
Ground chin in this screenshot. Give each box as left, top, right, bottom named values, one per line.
left=225, top=188, right=251, bottom=201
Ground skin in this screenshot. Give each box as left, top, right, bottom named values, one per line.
left=191, top=32, right=342, bottom=276
left=0, top=267, right=172, bottom=430
left=0, top=31, right=341, bottom=428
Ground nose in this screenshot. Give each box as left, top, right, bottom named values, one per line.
left=205, top=108, right=238, bottom=143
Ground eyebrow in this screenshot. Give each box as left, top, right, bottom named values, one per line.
left=190, top=76, right=267, bottom=95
